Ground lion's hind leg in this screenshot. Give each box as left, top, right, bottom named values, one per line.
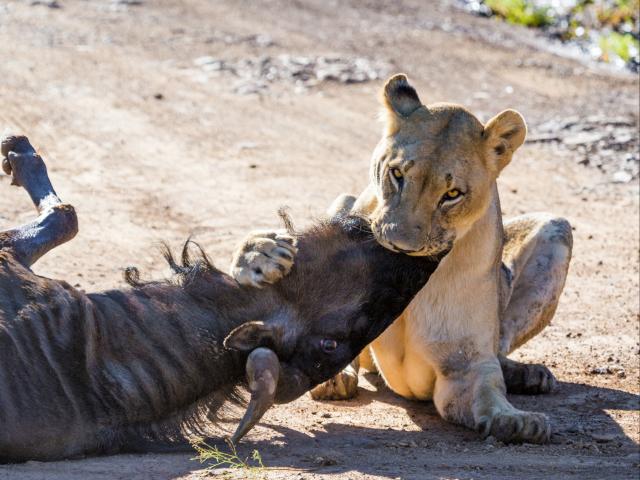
left=0, top=135, right=77, bottom=267
left=498, top=213, right=572, bottom=394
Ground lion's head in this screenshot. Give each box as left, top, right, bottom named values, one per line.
left=368, top=74, right=527, bottom=257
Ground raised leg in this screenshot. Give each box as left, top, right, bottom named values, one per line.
left=498, top=213, right=572, bottom=394
left=0, top=135, right=77, bottom=267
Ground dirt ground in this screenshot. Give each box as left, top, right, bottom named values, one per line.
left=0, top=1, right=638, bottom=479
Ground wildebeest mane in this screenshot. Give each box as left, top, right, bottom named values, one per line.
left=124, top=238, right=224, bottom=289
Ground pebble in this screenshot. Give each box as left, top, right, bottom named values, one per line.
left=611, top=170, right=633, bottom=183
left=313, top=455, right=338, bottom=466
left=193, top=56, right=218, bottom=67
left=254, top=34, right=274, bottom=47
left=563, top=132, right=606, bottom=148
left=30, top=0, right=60, bottom=7
left=589, top=432, right=617, bottom=443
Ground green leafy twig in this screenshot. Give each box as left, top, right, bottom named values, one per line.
left=191, top=438, right=266, bottom=474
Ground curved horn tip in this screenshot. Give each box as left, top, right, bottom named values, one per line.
left=231, top=347, right=280, bottom=444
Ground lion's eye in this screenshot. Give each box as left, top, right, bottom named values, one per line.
left=320, top=339, right=338, bottom=353
left=445, top=189, right=461, bottom=199
left=389, top=168, right=404, bottom=190
left=391, top=168, right=403, bottom=180
left=441, top=189, right=464, bottom=205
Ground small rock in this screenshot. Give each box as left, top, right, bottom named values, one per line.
left=589, top=432, right=617, bottom=443
left=611, top=170, right=633, bottom=183
left=590, top=366, right=611, bottom=375
left=193, top=56, right=218, bottom=67
left=254, top=34, right=274, bottom=47
left=30, top=0, right=60, bottom=7
left=563, top=132, right=606, bottom=148
left=313, top=455, right=337, bottom=466
left=234, top=141, right=258, bottom=151
left=232, top=80, right=267, bottom=95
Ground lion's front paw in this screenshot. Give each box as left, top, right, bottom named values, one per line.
left=310, top=369, right=359, bottom=401
left=477, top=410, right=550, bottom=444
left=230, top=230, right=297, bottom=288
left=502, top=361, right=557, bottom=395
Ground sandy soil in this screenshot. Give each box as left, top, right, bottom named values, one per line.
left=0, top=1, right=638, bottom=479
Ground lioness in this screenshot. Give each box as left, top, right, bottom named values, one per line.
left=230, top=74, right=572, bottom=444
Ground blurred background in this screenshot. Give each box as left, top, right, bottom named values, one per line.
left=0, top=1, right=638, bottom=479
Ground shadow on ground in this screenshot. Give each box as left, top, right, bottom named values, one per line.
left=220, top=378, right=640, bottom=479
left=1, top=379, right=637, bottom=480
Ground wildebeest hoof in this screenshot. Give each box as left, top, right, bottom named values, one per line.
left=309, top=369, right=358, bottom=401
left=503, top=361, right=557, bottom=395
left=230, top=230, right=298, bottom=287
left=1, top=134, right=34, bottom=158
left=477, top=410, right=551, bottom=444
left=1, top=134, right=44, bottom=187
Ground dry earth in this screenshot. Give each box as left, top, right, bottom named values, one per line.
left=0, top=1, right=638, bottom=479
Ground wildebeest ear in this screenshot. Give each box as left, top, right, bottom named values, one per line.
left=224, top=321, right=281, bottom=352
left=482, top=109, right=527, bottom=175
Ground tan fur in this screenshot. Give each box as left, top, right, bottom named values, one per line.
left=230, top=74, right=572, bottom=444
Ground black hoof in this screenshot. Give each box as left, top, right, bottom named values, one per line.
left=1, top=135, right=35, bottom=158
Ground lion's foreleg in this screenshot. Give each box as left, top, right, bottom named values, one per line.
left=0, top=135, right=77, bottom=267
left=433, top=357, right=551, bottom=443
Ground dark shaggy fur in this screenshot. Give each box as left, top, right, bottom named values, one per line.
left=0, top=215, right=439, bottom=462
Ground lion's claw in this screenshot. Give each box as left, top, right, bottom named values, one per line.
left=477, top=410, right=550, bottom=444
left=310, top=368, right=359, bottom=401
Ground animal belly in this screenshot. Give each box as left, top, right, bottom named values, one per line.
left=370, top=317, right=437, bottom=400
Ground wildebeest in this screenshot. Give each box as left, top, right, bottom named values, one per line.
left=0, top=135, right=441, bottom=462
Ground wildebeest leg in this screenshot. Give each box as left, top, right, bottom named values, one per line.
left=0, top=134, right=78, bottom=267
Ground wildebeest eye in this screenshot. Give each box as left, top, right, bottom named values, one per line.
left=320, top=339, right=338, bottom=353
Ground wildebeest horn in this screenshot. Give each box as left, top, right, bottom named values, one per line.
left=230, top=347, right=280, bottom=444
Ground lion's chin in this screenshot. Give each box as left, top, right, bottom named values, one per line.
left=378, top=239, right=452, bottom=260
left=405, top=242, right=454, bottom=260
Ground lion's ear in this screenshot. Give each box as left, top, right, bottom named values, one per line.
left=482, top=109, right=527, bottom=175
left=380, top=74, right=423, bottom=135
